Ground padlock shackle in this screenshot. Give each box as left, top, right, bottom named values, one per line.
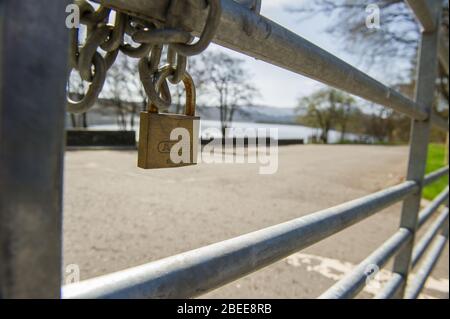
left=153, top=65, right=196, bottom=117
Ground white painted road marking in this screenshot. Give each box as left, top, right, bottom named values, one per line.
left=286, top=253, right=449, bottom=299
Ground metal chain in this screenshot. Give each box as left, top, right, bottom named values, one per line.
left=167, top=46, right=187, bottom=85
left=67, top=52, right=107, bottom=114
left=66, top=0, right=222, bottom=114
left=138, top=45, right=172, bottom=113
left=120, top=15, right=153, bottom=58
left=168, top=0, right=222, bottom=57
left=67, top=1, right=119, bottom=113
left=135, top=0, right=222, bottom=112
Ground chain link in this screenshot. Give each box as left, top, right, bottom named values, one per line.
left=67, top=1, right=110, bottom=113
left=167, top=46, right=187, bottom=85
left=120, top=15, right=153, bottom=58
left=100, top=12, right=125, bottom=52
left=67, top=52, right=106, bottom=114
left=139, top=45, right=172, bottom=112
left=78, top=24, right=109, bottom=82
left=168, top=0, right=222, bottom=56
left=66, top=0, right=222, bottom=114
left=154, top=65, right=197, bottom=117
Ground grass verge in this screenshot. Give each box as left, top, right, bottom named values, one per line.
left=423, top=143, right=448, bottom=201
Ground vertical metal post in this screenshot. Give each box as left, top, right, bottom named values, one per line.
left=0, top=1, right=70, bottom=298
left=392, top=0, right=442, bottom=298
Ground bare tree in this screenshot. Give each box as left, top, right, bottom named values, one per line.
left=102, top=53, right=146, bottom=130
left=297, top=89, right=356, bottom=143
left=192, top=52, right=259, bottom=138
left=336, top=102, right=357, bottom=142
left=287, top=0, right=449, bottom=105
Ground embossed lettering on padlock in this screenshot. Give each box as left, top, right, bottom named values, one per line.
left=138, top=66, right=200, bottom=169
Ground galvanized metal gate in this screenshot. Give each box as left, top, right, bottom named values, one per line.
left=0, top=0, right=448, bottom=299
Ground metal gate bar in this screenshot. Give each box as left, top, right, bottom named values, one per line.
left=423, top=166, right=449, bottom=185
left=0, top=0, right=70, bottom=298
left=406, top=0, right=438, bottom=31
left=417, top=187, right=449, bottom=228
left=391, top=0, right=442, bottom=298
left=405, top=227, right=449, bottom=299
left=63, top=182, right=418, bottom=298
left=375, top=273, right=405, bottom=299
left=406, top=0, right=450, bottom=74
left=319, top=228, right=412, bottom=299
left=375, top=176, right=448, bottom=299
left=412, top=208, right=449, bottom=268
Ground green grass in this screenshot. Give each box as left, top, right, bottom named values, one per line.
left=422, top=143, right=448, bottom=200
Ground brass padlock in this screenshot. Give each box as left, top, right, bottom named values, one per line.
left=138, top=67, right=200, bottom=169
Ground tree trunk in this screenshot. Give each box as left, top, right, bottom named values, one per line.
left=221, top=124, right=227, bottom=139
left=82, top=113, right=87, bottom=128
left=121, top=111, right=127, bottom=130
left=322, top=128, right=329, bottom=144
left=340, top=123, right=347, bottom=142
left=130, top=105, right=137, bottom=130
left=70, top=114, right=77, bottom=128
left=219, top=102, right=226, bottom=139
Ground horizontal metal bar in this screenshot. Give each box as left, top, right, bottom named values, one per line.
left=319, top=228, right=412, bottom=299
left=405, top=0, right=438, bottom=32
left=412, top=208, right=449, bottom=268
left=404, top=234, right=448, bottom=299
left=431, top=112, right=449, bottom=132
left=63, top=181, right=418, bottom=299
left=375, top=272, right=404, bottom=299
left=93, top=0, right=428, bottom=120
left=423, top=166, right=449, bottom=186
left=417, top=186, right=449, bottom=228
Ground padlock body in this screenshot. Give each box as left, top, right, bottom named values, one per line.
left=138, top=112, right=200, bottom=169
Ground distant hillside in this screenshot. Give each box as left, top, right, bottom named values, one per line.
left=67, top=99, right=302, bottom=126
left=197, top=105, right=301, bottom=125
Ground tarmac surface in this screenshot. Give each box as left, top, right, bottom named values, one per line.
left=63, top=145, right=449, bottom=298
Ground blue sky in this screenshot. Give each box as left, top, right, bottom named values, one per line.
left=206, top=0, right=398, bottom=108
